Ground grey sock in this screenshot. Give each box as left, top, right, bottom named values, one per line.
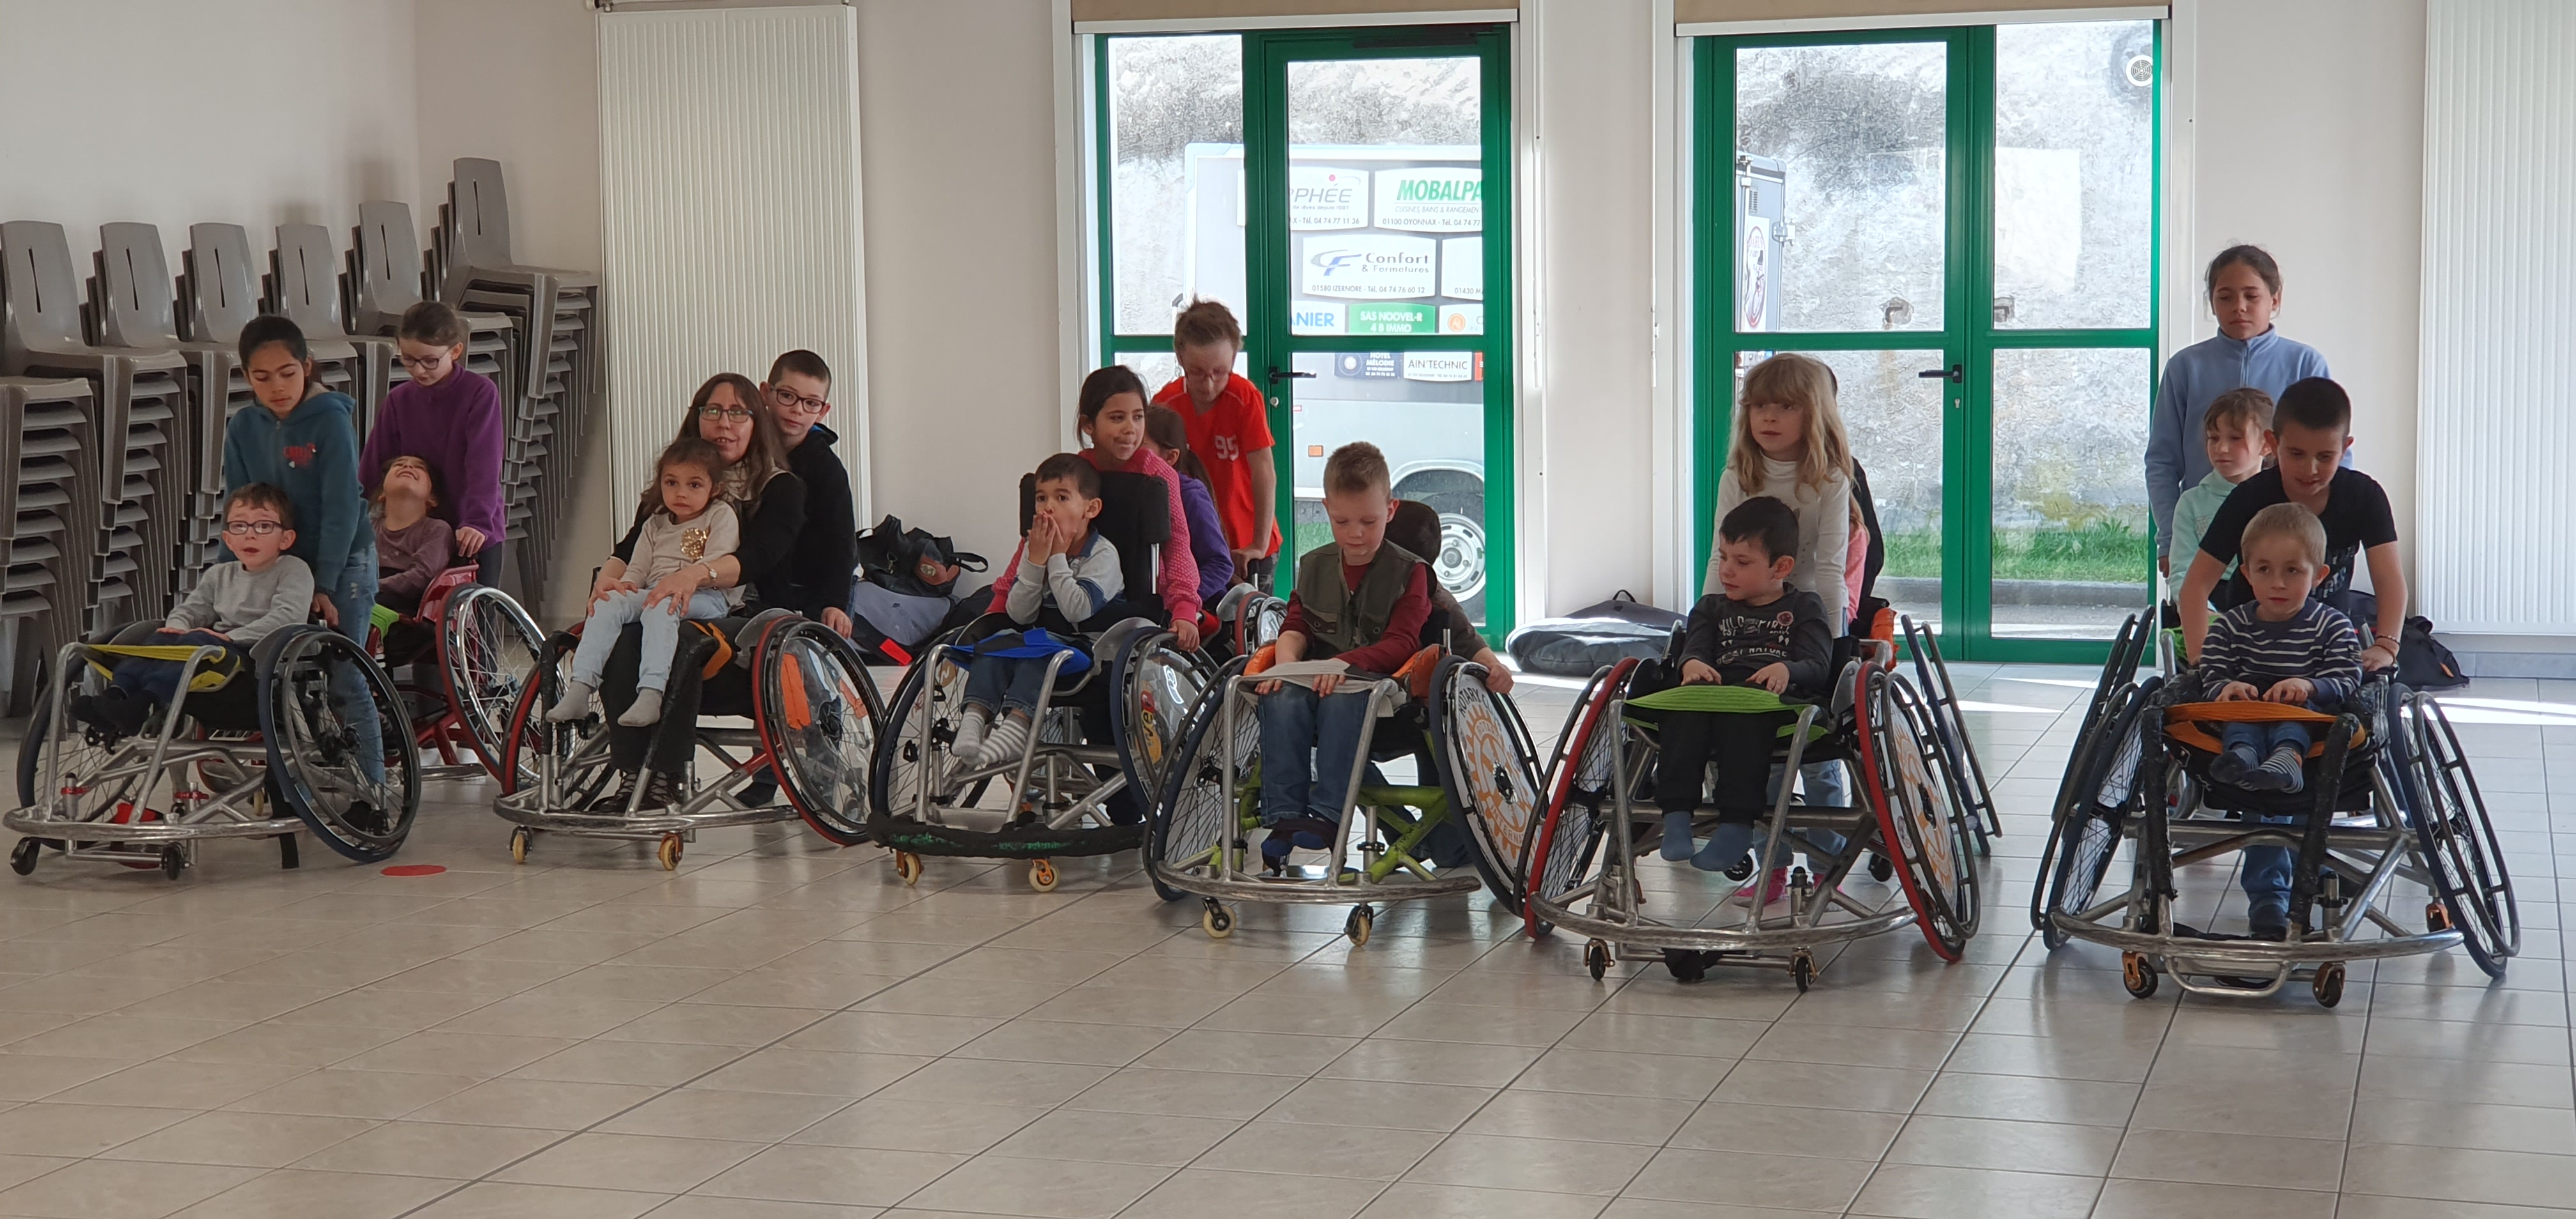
left=546, top=681, right=595, bottom=723
left=2261, top=745, right=2306, bottom=793
left=617, top=688, right=665, bottom=727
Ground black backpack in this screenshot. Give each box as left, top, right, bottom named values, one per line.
left=2396, top=616, right=2469, bottom=690
left=855, top=515, right=987, bottom=599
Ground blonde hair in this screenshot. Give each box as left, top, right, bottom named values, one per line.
left=2242, top=502, right=2327, bottom=567
left=1730, top=353, right=1851, bottom=497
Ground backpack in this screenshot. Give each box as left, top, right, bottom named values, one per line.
left=855, top=515, right=987, bottom=599
left=2396, top=616, right=2469, bottom=690
left=1505, top=591, right=1687, bottom=678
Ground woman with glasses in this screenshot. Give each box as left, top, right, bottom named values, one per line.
left=358, top=302, right=509, bottom=586
left=579, top=372, right=806, bottom=810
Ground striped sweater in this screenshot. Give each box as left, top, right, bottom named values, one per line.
left=2200, top=601, right=2361, bottom=709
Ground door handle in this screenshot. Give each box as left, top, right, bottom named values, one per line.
left=1917, top=364, right=1963, bottom=385
left=1265, top=366, right=1315, bottom=388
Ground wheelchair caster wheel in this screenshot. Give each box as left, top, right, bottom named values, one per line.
left=9, top=838, right=38, bottom=877
left=893, top=851, right=923, bottom=887
left=1027, top=858, right=1059, bottom=892
left=1662, top=949, right=1708, bottom=984
left=509, top=827, right=532, bottom=865
left=1584, top=939, right=1611, bottom=981
left=657, top=834, right=684, bottom=871
left=2313, top=962, right=2347, bottom=1008
left=2426, top=901, right=2451, bottom=933
left=1345, top=905, right=1373, bottom=946
left=1869, top=852, right=1894, bottom=883
left=2121, top=952, right=2159, bottom=999
left=1201, top=901, right=1233, bottom=939
left=1723, top=855, right=1754, bottom=882
left=158, top=845, right=185, bottom=881
left=1790, top=950, right=1816, bottom=993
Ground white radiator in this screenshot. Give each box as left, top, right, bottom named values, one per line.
left=597, top=4, right=869, bottom=523
left=2416, top=0, right=2575, bottom=634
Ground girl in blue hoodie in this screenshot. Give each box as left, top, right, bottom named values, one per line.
left=2146, top=245, right=2333, bottom=572
left=225, top=316, right=385, bottom=783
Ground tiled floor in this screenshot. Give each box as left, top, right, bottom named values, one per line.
left=0, top=662, right=2570, bottom=1218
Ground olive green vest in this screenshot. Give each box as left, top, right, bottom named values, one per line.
left=1294, top=542, right=1424, bottom=661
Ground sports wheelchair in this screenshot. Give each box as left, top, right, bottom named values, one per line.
left=868, top=468, right=1209, bottom=891
left=1519, top=627, right=1981, bottom=990
left=8, top=622, right=420, bottom=878
left=496, top=610, right=882, bottom=870
left=2040, top=664, right=2516, bottom=1006
left=371, top=569, right=546, bottom=784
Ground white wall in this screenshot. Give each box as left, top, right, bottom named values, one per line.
left=0, top=0, right=418, bottom=285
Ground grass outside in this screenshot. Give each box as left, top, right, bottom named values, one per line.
left=1883, top=524, right=2149, bottom=585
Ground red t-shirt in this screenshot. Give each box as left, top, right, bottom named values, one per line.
left=1154, top=372, right=1280, bottom=558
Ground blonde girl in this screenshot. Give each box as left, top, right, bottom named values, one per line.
left=1704, top=353, right=1853, bottom=621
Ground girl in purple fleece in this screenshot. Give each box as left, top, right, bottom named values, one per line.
left=359, top=302, right=507, bottom=586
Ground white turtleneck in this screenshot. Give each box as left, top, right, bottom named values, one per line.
left=1703, top=454, right=1851, bottom=623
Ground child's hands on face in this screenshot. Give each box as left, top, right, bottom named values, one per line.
left=2216, top=680, right=2260, bottom=702
left=2264, top=677, right=2315, bottom=705
left=1748, top=663, right=1790, bottom=694
left=1025, top=514, right=1059, bottom=562
left=1682, top=659, right=1719, bottom=686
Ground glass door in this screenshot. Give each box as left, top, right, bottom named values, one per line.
left=1096, top=26, right=1514, bottom=629
left=1694, top=20, right=2158, bottom=662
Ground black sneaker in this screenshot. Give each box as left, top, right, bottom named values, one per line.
left=586, top=770, right=641, bottom=813
left=2248, top=904, right=2292, bottom=941
left=640, top=770, right=684, bottom=811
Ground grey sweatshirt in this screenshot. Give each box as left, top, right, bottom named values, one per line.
left=165, top=557, right=316, bottom=644
left=628, top=503, right=744, bottom=606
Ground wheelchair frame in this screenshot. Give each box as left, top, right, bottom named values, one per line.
left=8, top=625, right=422, bottom=877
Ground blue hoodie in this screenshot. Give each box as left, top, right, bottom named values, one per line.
left=2145, top=327, right=2331, bottom=556
left=223, top=390, right=372, bottom=594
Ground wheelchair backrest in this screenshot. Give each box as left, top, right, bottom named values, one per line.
left=1016, top=468, right=1170, bottom=623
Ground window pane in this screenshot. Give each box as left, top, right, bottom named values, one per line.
left=1292, top=348, right=1488, bottom=620
left=1735, top=348, right=1947, bottom=631
left=1107, top=34, right=1243, bottom=337
left=1993, top=21, right=2154, bottom=330
left=1284, top=56, right=1485, bottom=338
left=1735, top=42, right=1949, bottom=334
left=1989, top=347, right=2152, bottom=640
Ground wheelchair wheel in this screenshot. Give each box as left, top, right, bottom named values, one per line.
left=755, top=619, right=884, bottom=846
left=438, top=585, right=546, bottom=783
left=1886, top=677, right=1982, bottom=939
left=496, top=633, right=615, bottom=808
left=1148, top=658, right=1254, bottom=902
left=1851, top=667, right=1974, bottom=960
left=13, top=668, right=119, bottom=852
left=1429, top=656, right=1542, bottom=914
left=1521, top=659, right=1633, bottom=937
left=259, top=627, right=419, bottom=862
left=2395, top=692, right=2518, bottom=976
left=868, top=638, right=981, bottom=829
left=1901, top=620, right=1999, bottom=854
left=2040, top=678, right=2156, bottom=951
left=1111, top=632, right=1205, bottom=813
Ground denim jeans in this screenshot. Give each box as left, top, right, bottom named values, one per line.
left=571, top=589, right=732, bottom=693
left=109, top=631, right=239, bottom=707
left=325, top=551, right=387, bottom=785
left=2223, top=707, right=2320, bottom=914
left=964, top=655, right=1059, bottom=716
left=1257, top=684, right=1373, bottom=824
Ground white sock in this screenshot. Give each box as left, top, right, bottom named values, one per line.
left=974, top=714, right=1031, bottom=769
left=618, top=688, right=664, bottom=727
left=547, top=681, right=595, bottom=722
left=951, top=707, right=992, bottom=762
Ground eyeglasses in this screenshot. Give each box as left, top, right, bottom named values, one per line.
left=698, top=406, right=754, bottom=422
left=396, top=353, right=450, bottom=372
left=222, top=520, right=285, bottom=537
left=770, top=387, right=829, bottom=415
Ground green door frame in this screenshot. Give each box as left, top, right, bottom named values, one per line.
left=1093, top=25, right=1517, bottom=632
left=1691, top=24, right=2161, bottom=664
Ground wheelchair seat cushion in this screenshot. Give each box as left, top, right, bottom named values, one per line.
left=1623, top=683, right=1832, bottom=741
left=2163, top=700, right=2365, bottom=760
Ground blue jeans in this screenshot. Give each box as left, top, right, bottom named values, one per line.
left=1257, top=684, right=1372, bottom=825
left=109, top=631, right=240, bottom=707
left=326, top=553, right=388, bottom=785
left=570, top=589, right=732, bottom=693
left=2223, top=712, right=2319, bottom=915
left=964, top=655, right=1058, bottom=716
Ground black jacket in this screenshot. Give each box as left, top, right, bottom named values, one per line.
left=779, top=424, right=860, bottom=619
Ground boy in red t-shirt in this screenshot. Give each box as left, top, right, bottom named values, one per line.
left=1152, top=300, right=1281, bottom=590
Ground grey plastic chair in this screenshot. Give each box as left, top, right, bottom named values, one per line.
left=351, top=201, right=520, bottom=406
left=94, top=222, right=241, bottom=587
left=268, top=224, right=385, bottom=434
left=0, top=378, right=102, bottom=711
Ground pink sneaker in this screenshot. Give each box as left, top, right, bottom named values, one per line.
left=1730, top=868, right=1789, bottom=905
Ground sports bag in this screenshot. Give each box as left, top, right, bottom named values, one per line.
left=855, top=515, right=987, bottom=599
left=2396, top=616, right=2468, bottom=690
left=1505, top=591, right=1686, bottom=677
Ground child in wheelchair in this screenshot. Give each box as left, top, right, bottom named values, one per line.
left=1650, top=497, right=1834, bottom=877
left=1254, top=442, right=1435, bottom=865
left=550, top=438, right=742, bottom=729
left=951, top=453, right=1124, bottom=768
left=73, top=484, right=314, bottom=737
left=371, top=456, right=456, bottom=620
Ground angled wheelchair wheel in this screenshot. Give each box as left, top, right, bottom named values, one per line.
left=1521, top=659, right=1634, bottom=937
left=1901, top=618, right=1999, bottom=852
left=2035, top=652, right=2145, bottom=931
left=1111, top=631, right=1205, bottom=814
left=1852, top=668, right=1974, bottom=960
left=1885, top=677, right=1982, bottom=939
left=868, top=636, right=976, bottom=829
left=756, top=619, right=884, bottom=846
left=438, top=585, right=546, bottom=783
left=1429, top=656, right=1542, bottom=914
left=2395, top=692, right=2517, bottom=976
left=2041, top=677, right=2158, bottom=950
left=13, top=667, right=124, bottom=838
left=1148, top=657, right=1254, bottom=902
left=259, top=627, right=419, bottom=862
left=495, top=631, right=613, bottom=808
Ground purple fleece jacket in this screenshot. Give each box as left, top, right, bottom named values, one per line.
left=359, top=369, right=506, bottom=542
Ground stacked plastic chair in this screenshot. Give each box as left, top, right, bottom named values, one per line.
left=348, top=201, right=522, bottom=410
left=178, top=224, right=277, bottom=587
left=0, top=378, right=98, bottom=714
left=1, top=221, right=188, bottom=628
left=431, top=158, right=601, bottom=611
left=91, top=223, right=247, bottom=596
left=270, top=224, right=395, bottom=442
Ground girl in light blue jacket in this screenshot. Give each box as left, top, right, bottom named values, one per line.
left=2146, top=245, right=2331, bottom=571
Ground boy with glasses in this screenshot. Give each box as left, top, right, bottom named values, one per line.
left=761, top=349, right=859, bottom=639
left=74, top=486, right=314, bottom=737
left=359, top=302, right=507, bottom=586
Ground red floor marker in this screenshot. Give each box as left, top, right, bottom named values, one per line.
left=381, top=864, right=446, bottom=877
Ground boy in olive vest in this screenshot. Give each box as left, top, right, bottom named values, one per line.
left=1254, top=442, right=1433, bottom=864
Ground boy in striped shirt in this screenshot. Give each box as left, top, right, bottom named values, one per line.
left=2203, top=502, right=2362, bottom=800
